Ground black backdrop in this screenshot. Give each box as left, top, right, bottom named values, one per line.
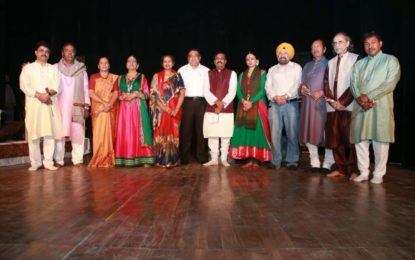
left=2, top=0, right=414, bottom=167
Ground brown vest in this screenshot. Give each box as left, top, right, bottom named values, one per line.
left=206, top=68, right=234, bottom=113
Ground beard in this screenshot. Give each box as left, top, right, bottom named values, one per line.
left=278, top=58, right=288, bottom=65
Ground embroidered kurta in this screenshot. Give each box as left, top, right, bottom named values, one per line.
left=19, top=61, right=63, bottom=141
left=350, top=51, right=401, bottom=143
left=58, top=69, right=90, bottom=143
left=299, top=58, right=328, bottom=145
left=203, top=68, right=237, bottom=138
left=88, top=73, right=119, bottom=167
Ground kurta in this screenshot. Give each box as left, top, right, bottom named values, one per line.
left=299, top=57, right=328, bottom=145
left=58, top=70, right=90, bottom=144
left=88, top=73, right=119, bottom=167
left=115, top=74, right=154, bottom=167
left=203, top=68, right=237, bottom=138
left=19, top=61, right=63, bottom=141
left=350, top=51, right=400, bottom=144
left=229, top=70, right=272, bottom=162
left=150, top=72, right=185, bottom=166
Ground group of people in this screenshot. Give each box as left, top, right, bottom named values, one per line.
left=20, top=30, right=400, bottom=184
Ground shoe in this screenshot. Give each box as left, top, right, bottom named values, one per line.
left=320, top=168, right=331, bottom=174
left=203, top=160, right=218, bottom=166
left=353, top=175, right=369, bottom=183
left=28, top=165, right=41, bottom=171
left=310, top=167, right=320, bottom=173
left=55, top=163, right=64, bottom=168
left=286, top=164, right=298, bottom=171
left=349, top=172, right=358, bottom=181
left=221, top=161, right=230, bottom=167
left=44, top=165, right=58, bottom=170
left=74, top=163, right=84, bottom=167
left=370, top=176, right=383, bottom=184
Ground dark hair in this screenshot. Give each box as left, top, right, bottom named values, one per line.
left=98, top=56, right=110, bottom=64
left=187, top=48, right=201, bottom=57
left=35, top=41, right=50, bottom=51
left=61, top=42, right=76, bottom=53
left=126, top=54, right=139, bottom=64
left=160, top=54, right=175, bottom=65
left=312, top=39, right=326, bottom=49
left=246, top=51, right=258, bottom=59
left=214, top=51, right=227, bottom=60
left=363, top=31, right=382, bottom=42
left=334, top=32, right=354, bottom=52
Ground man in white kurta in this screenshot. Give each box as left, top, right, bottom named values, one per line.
left=203, top=52, right=237, bottom=167
left=19, top=41, right=63, bottom=171
left=54, top=43, right=90, bottom=166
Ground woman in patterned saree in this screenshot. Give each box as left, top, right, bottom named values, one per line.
left=229, top=52, right=272, bottom=168
left=115, top=55, right=154, bottom=167
left=88, top=56, right=118, bottom=167
left=150, top=55, right=185, bottom=168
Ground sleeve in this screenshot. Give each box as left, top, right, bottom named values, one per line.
left=338, top=88, right=354, bottom=107
left=50, top=65, right=61, bottom=94
left=236, top=73, right=244, bottom=100
left=287, top=65, right=302, bottom=98
left=350, top=63, right=361, bottom=98
left=323, top=67, right=333, bottom=99
left=366, top=57, right=401, bottom=101
left=19, top=66, right=36, bottom=97
left=222, top=71, right=237, bottom=108
left=202, top=69, right=210, bottom=99
left=141, top=75, right=149, bottom=99
left=204, top=73, right=218, bottom=106
left=264, top=67, right=274, bottom=101
left=89, top=74, right=96, bottom=90
left=251, top=71, right=266, bottom=103
left=112, top=75, right=119, bottom=92
left=83, top=71, right=91, bottom=105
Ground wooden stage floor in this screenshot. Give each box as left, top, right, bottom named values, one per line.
left=1, top=159, right=415, bottom=259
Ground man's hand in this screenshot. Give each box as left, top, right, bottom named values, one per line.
left=215, top=100, right=224, bottom=114
left=312, top=90, right=324, bottom=100
left=333, top=101, right=345, bottom=111
left=273, top=95, right=287, bottom=106
left=243, top=100, right=253, bottom=111
left=357, top=94, right=369, bottom=106
left=36, top=92, right=51, bottom=104
left=300, top=84, right=310, bottom=96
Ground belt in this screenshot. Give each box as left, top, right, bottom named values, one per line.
left=185, top=96, right=204, bottom=101
left=286, top=97, right=301, bottom=103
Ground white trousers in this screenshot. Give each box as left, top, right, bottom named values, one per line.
left=355, top=140, right=390, bottom=178
left=208, top=137, right=230, bottom=162
left=28, top=137, right=55, bottom=168
left=54, top=139, right=85, bottom=165
left=305, top=143, right=334, bottom=169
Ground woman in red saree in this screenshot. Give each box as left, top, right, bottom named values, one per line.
left=150, top=55, right=185, bottom=168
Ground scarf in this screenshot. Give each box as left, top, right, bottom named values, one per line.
left=235, top=66, right=261, bottom=129
left=58, top=59, right=86, bottom=124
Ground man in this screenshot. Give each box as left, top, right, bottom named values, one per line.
left=54, top=43, right=90, bottom=167
left=351, top=32, right=401, bottom=184
left=202, top=51, right=237, bottom=167
left=265, top=42, right=302, bottom=170
left=178, top=49, right=210, bottom=164
left=324, top=32, right=359, bottom=179
left=299, top=39, right=334, bottom=173
left=19, top=41, right=62, bottom=171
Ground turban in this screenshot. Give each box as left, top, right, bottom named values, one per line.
left=275, top=42, right=295, bottom=60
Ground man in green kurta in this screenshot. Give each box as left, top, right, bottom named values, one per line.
left=351, top=32, right=401, bottom=184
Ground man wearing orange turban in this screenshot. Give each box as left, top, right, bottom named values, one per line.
left=265, top=42, right=302, bottom=170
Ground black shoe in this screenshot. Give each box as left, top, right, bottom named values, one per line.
left=266, top=163, right=277, bottom=170
left=287, top=164, right=298, bottom=171
left=320, top=167, right=331, bottom=174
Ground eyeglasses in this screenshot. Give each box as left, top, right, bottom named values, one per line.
left=332, top=40, right=346, bottom=46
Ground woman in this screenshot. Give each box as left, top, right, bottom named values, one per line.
left=229, top=52, right=272, bottom=168
left=150, top=55, right=185, bottom=168
left=88, top=56, right=119, bottom=167
left=115, top=55, right=154, bottom=167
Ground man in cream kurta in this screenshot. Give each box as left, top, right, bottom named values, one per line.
left=351, top=32, right=401, bottom=184
left=203, top=52, right=237, bottom=167
left=54, top=43, right=90, bottom=166
left=19, top=41, right=63, bottom=171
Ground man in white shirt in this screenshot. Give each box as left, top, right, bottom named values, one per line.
left=178, top=49, right=210, bottom=164
left=202, top=51, right=237, bottom=167
left=265, top=42, right=302, bottom=170
left=19, top=41, right=63, bottom=171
